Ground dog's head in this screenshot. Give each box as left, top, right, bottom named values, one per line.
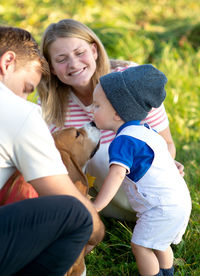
left=52, top=123, right=101, bottom=187
left=53, top=123, right=100, bottom=168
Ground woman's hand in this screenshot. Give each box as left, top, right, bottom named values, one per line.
left=174, top=160, right=184, bottom=177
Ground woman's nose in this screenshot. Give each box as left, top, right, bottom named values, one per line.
left=68, top=56, right=78, bottom=68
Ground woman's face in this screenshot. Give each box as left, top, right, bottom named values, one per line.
left=49, top=37, right=98, bottom=91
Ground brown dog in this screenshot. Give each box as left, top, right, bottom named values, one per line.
left=52, top=122, right=103, bottom=276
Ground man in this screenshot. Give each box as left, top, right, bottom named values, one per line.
left=0, top=26, right=104, bottom=276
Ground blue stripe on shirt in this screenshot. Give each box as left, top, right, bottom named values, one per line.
left=109, top=123, right=154, bottom=182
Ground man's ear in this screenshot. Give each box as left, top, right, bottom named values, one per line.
left=0, top=51, right=16, bottom=75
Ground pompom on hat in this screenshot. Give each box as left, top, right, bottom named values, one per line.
left=99, top=64, right=167, bottom=122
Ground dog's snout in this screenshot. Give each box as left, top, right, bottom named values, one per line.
left=90, top=121, right=97, bottom=128
left=83, top=122, right=101, bottom=146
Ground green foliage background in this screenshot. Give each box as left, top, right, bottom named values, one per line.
left=1, top=0, right=200, bottom=275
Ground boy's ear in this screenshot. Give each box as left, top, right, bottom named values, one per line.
left=0, top=51, right=16, bottom=75
left=113, top=112, right=122, bottom=121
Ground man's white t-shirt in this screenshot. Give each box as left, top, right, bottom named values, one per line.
left=0, top=82, right=67, bottom=189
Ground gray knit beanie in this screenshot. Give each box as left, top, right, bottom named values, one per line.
left=99, top=64, right=167, bottom=122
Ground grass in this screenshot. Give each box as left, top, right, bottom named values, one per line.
left=1, top=0, right=200, bottom=275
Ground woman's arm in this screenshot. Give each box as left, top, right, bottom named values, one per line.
left=158, top=126, right=184, bottom=176
left=159, top=126, right=185, bottom=176
left=93, top=164, right=126, bottom=212
left=158, top=126, right=176, bottom=159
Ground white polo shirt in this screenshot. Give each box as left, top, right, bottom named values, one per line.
left=0, top=82, right=67, bottom=189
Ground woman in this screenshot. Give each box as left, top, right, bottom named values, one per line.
left=38, top=19, right=183, bottom=220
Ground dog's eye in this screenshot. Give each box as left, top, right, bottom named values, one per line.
left=76, top=130, right=81, bottom=138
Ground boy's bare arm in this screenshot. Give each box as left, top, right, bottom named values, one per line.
left=93, top=164, right=126, bottom=212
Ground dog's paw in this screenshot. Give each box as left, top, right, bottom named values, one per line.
left=81, top=264, right=86, bottom=276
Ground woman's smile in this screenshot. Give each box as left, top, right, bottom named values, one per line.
left=68, top=67, right=86, bottom=76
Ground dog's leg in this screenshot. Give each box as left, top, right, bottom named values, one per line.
left=64, top=249, right=86, bottom=276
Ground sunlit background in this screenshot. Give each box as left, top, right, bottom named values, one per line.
left=1, top=1, right=200, bottom=274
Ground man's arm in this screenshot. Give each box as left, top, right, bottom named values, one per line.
left=30, top=174, right=105, bottom=245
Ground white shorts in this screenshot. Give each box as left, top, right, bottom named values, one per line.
left=131, top=201, right=191, bottom=251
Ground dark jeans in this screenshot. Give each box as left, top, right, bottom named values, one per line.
left=0, top=195, right=93, bottom=276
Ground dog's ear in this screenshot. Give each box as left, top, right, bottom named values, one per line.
left=59, top=150, right=88, bottom=195
left=74, top=181, right=88, bottom=196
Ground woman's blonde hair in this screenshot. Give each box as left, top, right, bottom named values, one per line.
left=38, top=19, right=110, bottom=126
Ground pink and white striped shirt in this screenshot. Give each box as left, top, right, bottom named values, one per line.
left=49, top=93, right=168, bottom=145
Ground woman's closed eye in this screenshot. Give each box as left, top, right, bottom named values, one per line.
left=75, top=48, right=86, bottom=56
left=76, top=51, right=85, bottom=56
left=57, top=58, right=66, bottom=63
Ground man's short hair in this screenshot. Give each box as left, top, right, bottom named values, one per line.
left=0, top=26, right=49, bottom=75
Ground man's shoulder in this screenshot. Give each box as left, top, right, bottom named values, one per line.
left=0, top=84, right=40, bottom=115
left=0, top=87, right=42, bottom=137
left=3, top=92, right=40, bottom=118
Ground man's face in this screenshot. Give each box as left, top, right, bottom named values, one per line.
left=3, top=60, right=42, bottom=99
